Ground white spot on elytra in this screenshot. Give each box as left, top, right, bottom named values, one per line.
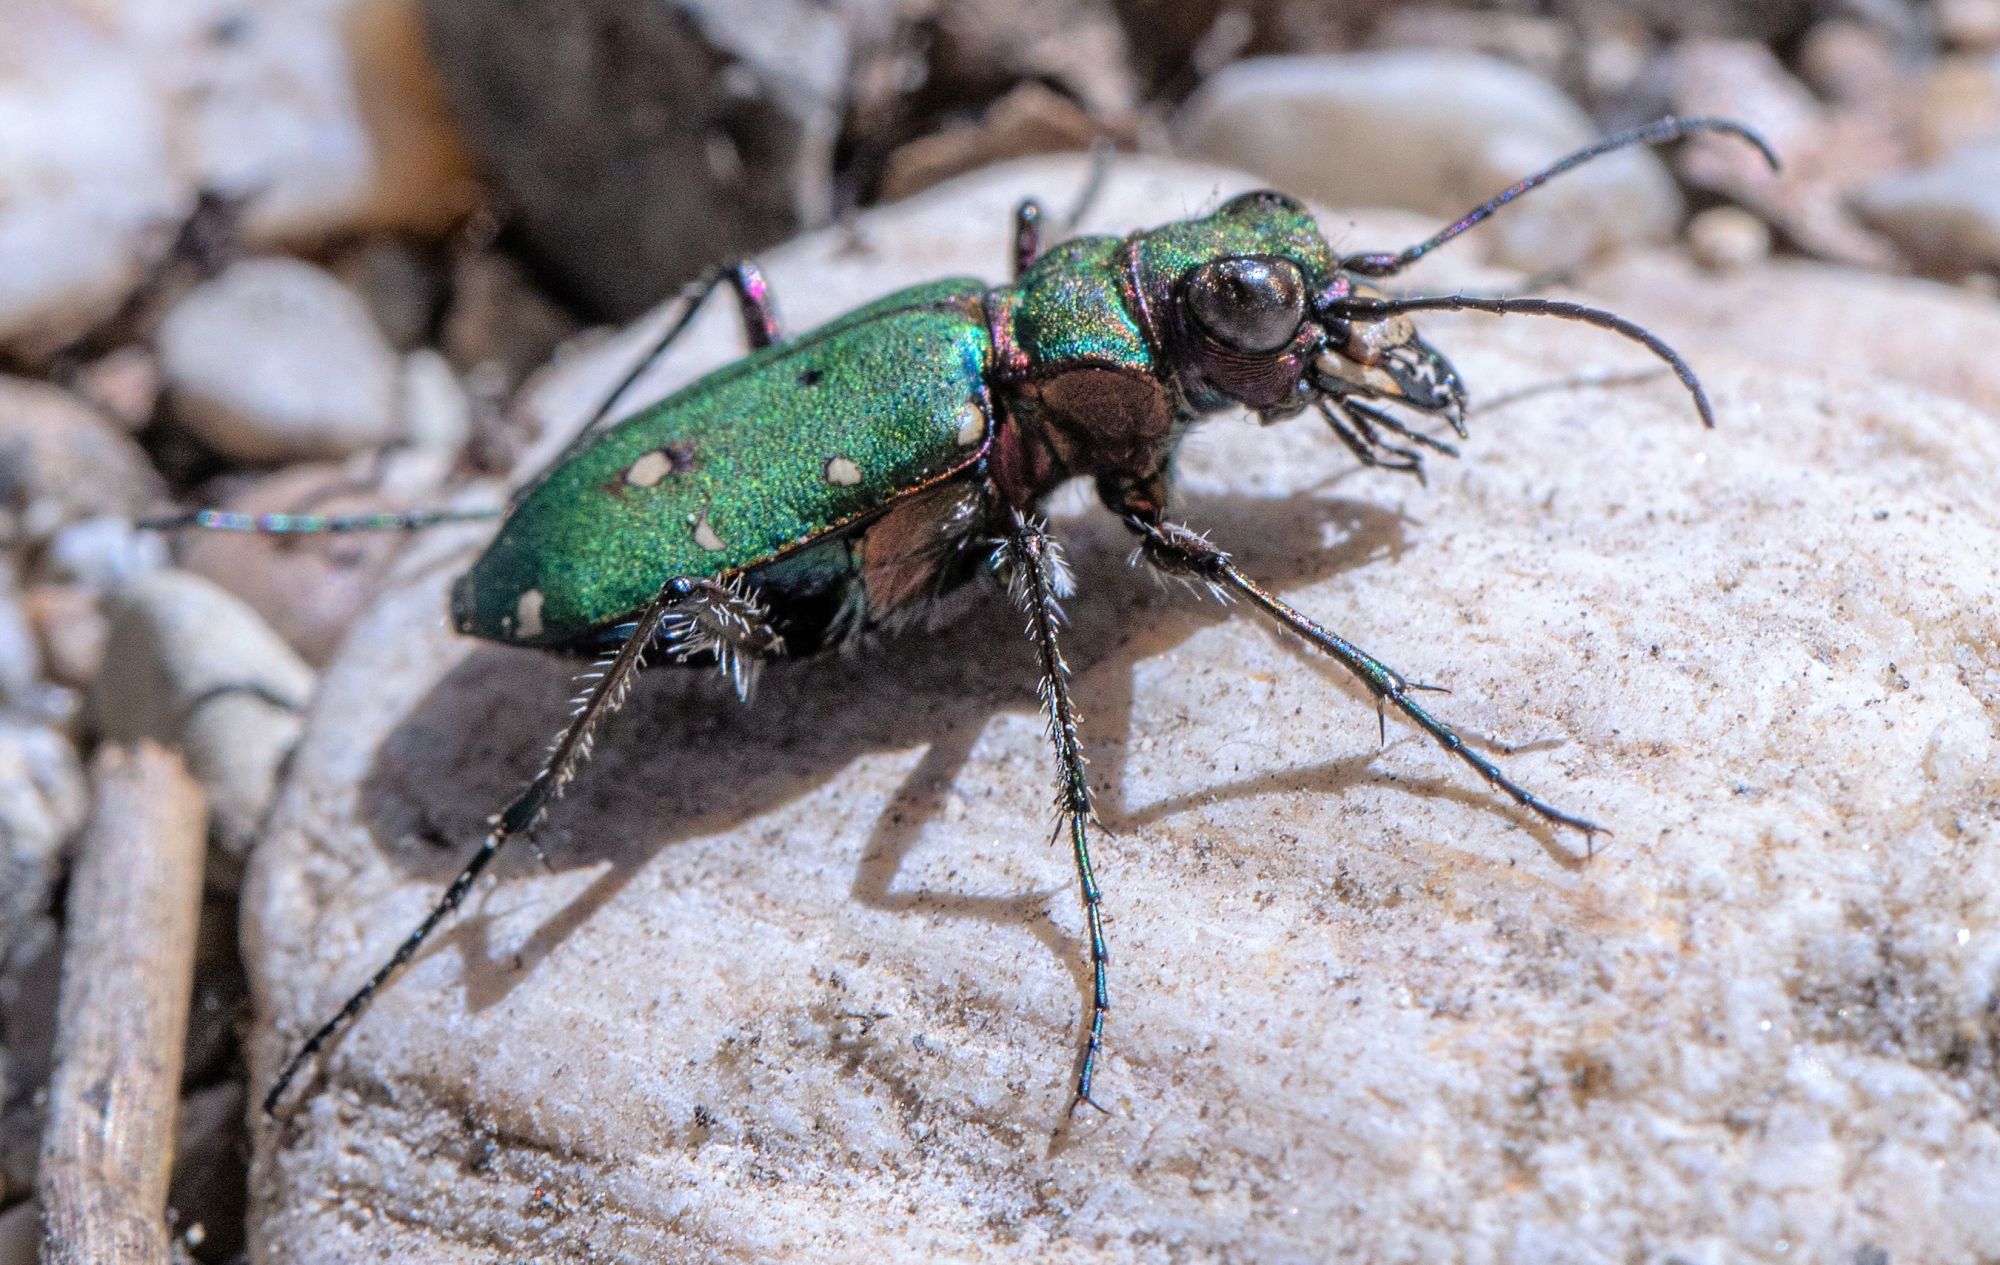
left=624, top=450, right=673, bottom=487
left=955, top=401, right=987, bottom=447
left=824, top=455, right=861, bottom=486
left=515, top=589, right=544, bottom=639
left=692, top=512, right=725, bottom=552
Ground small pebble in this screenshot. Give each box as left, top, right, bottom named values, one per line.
left=441, top=252, right=578, bottom=388
left=158, top=258, right=401, bottom=463
left=0, top=565, right=39, bottom=708
left=401, top=348, right=474, bottom=465
left=1176, top=50, right=1682, bottom=275
left=92, top=570, right=315, bottom=863
left=71, top=346, right=162, bottom=432
left=0, top=717, right=87, bottom=955
left=1797, top=19, right=1907, bottom=107
left=24, top=585, right=109, bottom=690
left=0, top=375, right=164, bottom=542
left=1856, top=138, right=2000, bottom=275
left=38, top=515, right=168, bottom=592
left=334, top=238, right=446, bottom=351
left=1913, top=54, right=2000, bottom=163
left=1939, top=0, right=2000, bottom=49
left=1687, top=205, right=1773, bottom=271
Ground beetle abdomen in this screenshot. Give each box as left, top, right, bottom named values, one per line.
left=453, top=282, right=997, bottom=647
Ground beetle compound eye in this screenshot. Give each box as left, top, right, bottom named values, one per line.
left=1186, top=257, right=1307, bottom=354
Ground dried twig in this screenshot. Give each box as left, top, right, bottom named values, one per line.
left=38, top=741, right=208, bottom=1265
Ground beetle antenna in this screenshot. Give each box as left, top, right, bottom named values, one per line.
left=1340, top=116, right=1779, bottom=278
left=1332, top=293, right=1715, bottom=428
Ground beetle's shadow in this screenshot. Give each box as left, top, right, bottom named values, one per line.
left=355, top=487, right=1579, bottom=1026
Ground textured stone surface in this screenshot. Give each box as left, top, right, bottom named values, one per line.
left=247, top=156, right=2000, bottom=1262
left=1175, top=51, right=1684, bottom=276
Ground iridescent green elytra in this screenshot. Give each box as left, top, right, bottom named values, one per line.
left=231, top=118, right=1775, bottom=1118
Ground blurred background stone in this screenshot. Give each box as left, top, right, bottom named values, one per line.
left=158, top=258, right=402, bottom=464
left=1176, top=50, right=1685, bottom=275
left=93, top=570, right=315, bottom=867
left=0, top=0, right=477, bottom=360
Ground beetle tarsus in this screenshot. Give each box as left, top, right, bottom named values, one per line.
left=1003, top=516, right=1112, bottom=1117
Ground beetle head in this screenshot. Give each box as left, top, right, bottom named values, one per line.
left=1159, top=191, right=1466, bottom=443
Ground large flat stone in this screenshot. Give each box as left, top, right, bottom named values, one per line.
left=245, top=155, right=2000, bottom=1263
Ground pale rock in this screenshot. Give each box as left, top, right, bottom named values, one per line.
left=1796, top=18, right=1908, bottom=108
left=1175, top=51, right=1684, bottom=275
left=38, top=516, right=169, bottom=592
left=245, top=156, right=2000, bottom=1262
left=23, top=584, right=109, bottom=691
left=1913, top=53, right=2000, bottom=162
left=159, top=258, right=400, bottom=463
left=1940, top=0, right=2000, bottom=50
left=1856, top=138, right=2000, bottom=276
left=0, top=718, right=87, bottom=957
left=0, top=376, right=164, bottom=543
left=0, top=0, right=476, bottom=357
left=94, top=569, right=315, bottom=863
left=1687, top=205, right=1772, bottom=271
left=72, top=345, right=164, bottom=432
left=0, top=565, right=38, bottom=708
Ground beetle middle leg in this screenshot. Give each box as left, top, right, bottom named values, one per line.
left=1130, top=517, right=1604, bottom=845
left=1012, top=139, right=1117, bottom=278
left=1001, top=514, right=1111, bottom=1114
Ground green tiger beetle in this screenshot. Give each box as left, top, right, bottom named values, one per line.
left=160, top=115, right=1776, bottom=1119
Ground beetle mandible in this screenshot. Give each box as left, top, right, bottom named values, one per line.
left=172, top=115, right=1777, bottom=1117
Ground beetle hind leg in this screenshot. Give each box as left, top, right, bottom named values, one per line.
left=1000, top=515, right=1112, bottom=1115
left=1132, top=518, right=1604, bottom=846
left=262, top=575, right=709, bottom=1115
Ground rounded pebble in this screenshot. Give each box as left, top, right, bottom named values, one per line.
left=0, top=376, right=164, bottom=543
left=0, top=717, right=86, bottom=956
left=158, top=258, right=401, bottom=463
left=92, top=569, right=315, bottom=863
left=1857, top=138, right=2000, bottom=275
left=1687, top=205, right=1774, bottom=271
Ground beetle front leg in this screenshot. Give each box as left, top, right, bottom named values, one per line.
left=1130, top=517, right=1604, bottom=845
left=1001, top=515, right=1111, bottom=1115
left=261, top=574, right=710, bottom=1115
